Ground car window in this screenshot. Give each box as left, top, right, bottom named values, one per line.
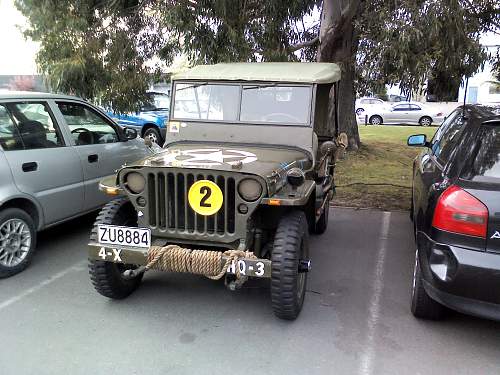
left=173, top=84, right=239, bottom=121
left=240, top=85, right=311, bottom=124
left=460, top=125, right=500, bottom=183
left=361, top=99, right=370, bottom=104
left=393, top=104, right=410, bottom=111
left=0, top=104, right=23, bottom=151
left=432, top=113, right=465, bottom=164
left=410, top=104, right=421, bottom=111
left=57, top=102, right=120, bottom=145
left=0, top=102, right=64, bottom=151
left=431, top=110, right=459, bottom=154
left=370, top=99, right=383, bottom=104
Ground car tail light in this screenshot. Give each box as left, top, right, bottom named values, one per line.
left=432, top=185, right=488, bottom=238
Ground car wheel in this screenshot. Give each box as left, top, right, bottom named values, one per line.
left=0, top=208, right=37, bottom=278
left=143, top=127, right=162, bottom=146
left=271, top=211, right=309, bottom=320
left=411, top=250, right=446, bottom=320
left=355, top=108, right=365, bottom=115
left=419, top=116, right=432, bottom=127
left=313, top=196, right=330, bottom=235
left=369, top=115, right=383, bottom=125
left=88, top=197, right=143, bottom=299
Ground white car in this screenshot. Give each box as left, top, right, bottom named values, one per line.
left=362, top=102, right=445, bottom=126
left=355, top=97, right=389, bottom=115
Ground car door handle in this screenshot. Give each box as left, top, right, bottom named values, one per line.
left=88, top=154, right=98, bottom=163
left=22, top=162, right=38, bottom=172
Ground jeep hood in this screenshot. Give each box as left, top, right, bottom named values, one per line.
left=132, top=142, right=313, bottom=180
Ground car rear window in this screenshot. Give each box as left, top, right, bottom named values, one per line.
left=460, top=124, right=500, bottom=183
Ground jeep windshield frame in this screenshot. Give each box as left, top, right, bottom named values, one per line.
left=170, top=81, right=314, bottom=127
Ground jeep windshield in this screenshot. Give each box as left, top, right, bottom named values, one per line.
left=172, top=82, right=312, bottom=125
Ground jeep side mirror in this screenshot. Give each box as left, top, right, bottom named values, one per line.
left=407, top=134, right=429, bottom=147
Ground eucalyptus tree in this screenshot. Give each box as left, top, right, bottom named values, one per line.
left=17, top=0, right=499, bottom=148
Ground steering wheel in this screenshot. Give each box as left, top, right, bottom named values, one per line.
left=71, top=128, right=95, bottom=145
left=262, top=113, right=302, bottom=123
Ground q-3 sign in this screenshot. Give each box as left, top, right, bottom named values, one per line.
left=188, top=180, right=224, bottom=216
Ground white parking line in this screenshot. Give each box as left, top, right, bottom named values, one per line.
left=0, top=261, right=86, bottom=311
left=359, top=211, right=391, bottom=375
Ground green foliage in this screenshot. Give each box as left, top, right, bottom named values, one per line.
left=16, top=0, right=499, bottom=112
left=162, top=0, right=318, bottom=64
left=15, top=0, right=163, bottom=112
left=356, top=0, right=499, bottom=98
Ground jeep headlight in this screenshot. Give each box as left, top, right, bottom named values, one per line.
left=125, top=172, right=146, bottom=194
left=238, top=178, right=262, bottom=202
left=286, top=168, right=305, bottom=187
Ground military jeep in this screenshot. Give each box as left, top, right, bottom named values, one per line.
left=88, top=62, right=345, bottom=320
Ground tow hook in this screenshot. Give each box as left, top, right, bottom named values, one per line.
left=298, top=259, right=311, bottom=273
left=122, top=266, right=146, bottom=280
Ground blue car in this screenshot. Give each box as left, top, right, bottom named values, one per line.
left=108, top=92, right=170, bottom=145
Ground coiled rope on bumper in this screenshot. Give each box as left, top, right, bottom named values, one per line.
left=145, top=245, right=257, bottom=280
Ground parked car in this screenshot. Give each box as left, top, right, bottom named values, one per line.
left=388, top=94, right=407, bottom=102
left=408, top=104, right=500, bottom=321
left=0, top=92, right=152, bottom=278
left=363, top=101, right=444, bottom=126
left=355, top=97, right=388, bottom=115
left=108, top=91, right=170, bottom=146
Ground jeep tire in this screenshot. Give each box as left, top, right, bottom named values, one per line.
left=0, top=208, right=37, bottom=278
left=313, top=196, right=330, bottom=235
left=89, top=197, right=143, bottom=299
left=271, top=210, right=309, bottom=320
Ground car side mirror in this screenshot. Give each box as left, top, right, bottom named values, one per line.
left=407, top=134, right=429, bottom=147
left=124, top=127, right=138, bottom=140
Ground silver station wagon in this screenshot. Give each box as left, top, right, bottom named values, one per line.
left=0, top=92, right=152, bottom=278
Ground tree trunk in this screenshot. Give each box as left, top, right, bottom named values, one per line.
left=317, top=0, right=361, bottom=150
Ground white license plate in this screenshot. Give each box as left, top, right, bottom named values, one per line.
left=97, top=225, right=151, bottom=248
left=227, top=259, right=266, bottom=277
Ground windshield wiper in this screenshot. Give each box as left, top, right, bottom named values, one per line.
left=176, top=82, right=209, bottom=91
left=243, top=83, right=277, bottom=90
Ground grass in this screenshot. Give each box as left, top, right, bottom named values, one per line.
left=334, top=124, right=437, bottom=211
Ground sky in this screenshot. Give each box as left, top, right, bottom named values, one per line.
left=0, top=0, right=39, bottom=75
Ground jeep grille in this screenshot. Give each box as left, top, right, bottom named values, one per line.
left=147, top=171, right=236, bottom=235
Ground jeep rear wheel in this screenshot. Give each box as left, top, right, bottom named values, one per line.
left=271, top=211, right=309, bottom=320
left=89, top=197, right=143, bottom=299
left=313, top=196, right=330, bottom=235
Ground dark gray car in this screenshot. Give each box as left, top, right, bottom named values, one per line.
left=0, top=92, right=152, bottom=278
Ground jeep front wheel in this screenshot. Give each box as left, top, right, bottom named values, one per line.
left=271, top=211, right=309, bottom=320
left=88, top=197, right=143, bottom=299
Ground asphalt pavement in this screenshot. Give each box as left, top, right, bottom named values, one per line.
left=1, top=208, right=500, bottom=375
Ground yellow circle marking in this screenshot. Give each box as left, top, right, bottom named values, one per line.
left=188, top=180, right=223, bottom=216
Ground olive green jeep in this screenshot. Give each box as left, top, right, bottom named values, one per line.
left=88, top=62, right=346, bottom=320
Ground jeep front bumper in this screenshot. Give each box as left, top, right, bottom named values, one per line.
left=88, top=242, right=272, bottom=278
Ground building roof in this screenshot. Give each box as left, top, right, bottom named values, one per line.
left=172, top=62, right=341, bottom=84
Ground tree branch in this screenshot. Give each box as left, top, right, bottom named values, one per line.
left=288, top=35, right=319, bottom=52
